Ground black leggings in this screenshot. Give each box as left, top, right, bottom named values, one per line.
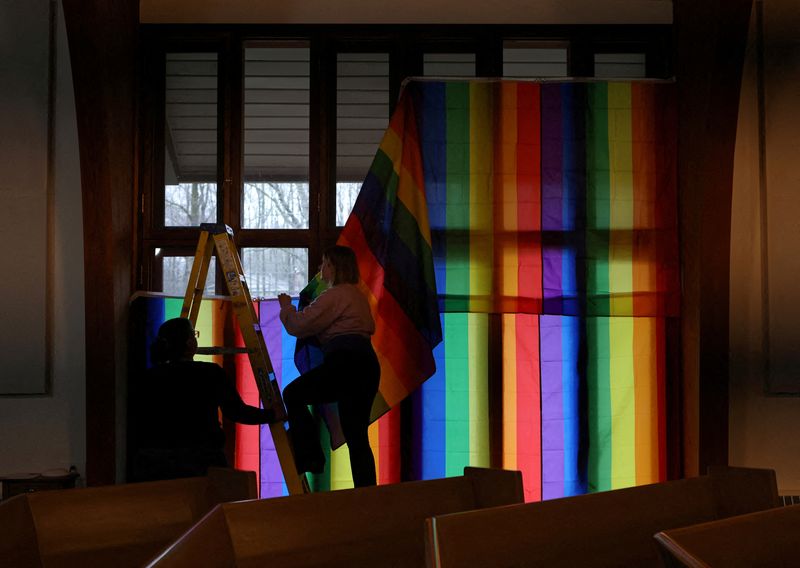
left=283, top=337, right=380, bottom=487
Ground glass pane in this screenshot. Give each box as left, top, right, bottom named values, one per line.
left=243, top=181, right=309, bottom=229
left=336, top=182, right=361, bottom=227
left=241, top=247, right=308, bottom=298
left=594, top=53, right=646, bottom=78
left=161, top=254, right=216, bottom=296
left=164, top=53, right=218, bottom=226
left=503, top=43, right=568, bottom=78
left=243, top=44, right=310, bottom=229
left=423, top=53, right=476, bottom=77
left=164, top=183, right=217, bottom=227
left=336, top=53, right=390, bottom=227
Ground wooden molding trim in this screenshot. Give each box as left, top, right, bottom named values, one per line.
left=62, top=0, right=139, bottom=485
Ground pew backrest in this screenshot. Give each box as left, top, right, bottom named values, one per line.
left=425, top=467, right=779, bottom=568
left=150, top=467, right=524, bottom=568
left=655, top=502, right=800, bottom=568
left=0, top=468, right=256, bottom=568
left=0, top=493, right=40, bottom=567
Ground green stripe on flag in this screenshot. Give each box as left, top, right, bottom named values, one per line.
left=587, top=83, right=611, bottom=315
left=588, top=316, right=612, bottom=491
left=445, top=313, right=471, bottom=476
left=444, top=82, right=471, bottom=312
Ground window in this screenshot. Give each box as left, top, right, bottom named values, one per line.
left=241, top=247, right=309, bottom=297
left=164, top=53, right=219, bottom=227
left=141, top=28, right=669, bottom=295
left=158, top=252, right=216, bottom=296
left=336, top=52, right=390, bottom=226
left=139, top=25, right=674, bottom=494
left=243, top=43, right=311, bottom=230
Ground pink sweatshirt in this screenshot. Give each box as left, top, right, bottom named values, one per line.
left=279, top=283, right=375, bottom=345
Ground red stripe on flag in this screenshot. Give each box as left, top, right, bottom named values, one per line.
left=233, top=303, right=261, bottom=481
left=517, top=82, right=543, bottom=313
left=516, top=314, right=542, bottom=501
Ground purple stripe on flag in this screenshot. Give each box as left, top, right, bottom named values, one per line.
left=259, top=299, right=287, bottom=498
left=261, top=300, right=283, bottom=382
left=540, top=315, right=565, bottom=499
left=542, top=84, right=564, bottom=231
left=541, top=85, right=564, bottom=314
left=259, top=441, right=286, bottom=499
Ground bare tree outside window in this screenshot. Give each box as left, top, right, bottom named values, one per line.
left=243, top=182, right=309, bottom=229
left=242, top=248, right=308, bottom=298
left=336, top=182, right=361, bottom=226
left=165, top=182, right=218, bottom=226
left=161, top=254, right=216, bottom=296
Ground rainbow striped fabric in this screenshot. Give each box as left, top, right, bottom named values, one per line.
left=131, top=79, right=678, bottom=500
left=380, top=80, right=676, bottom=499
left=337, top=85, right=444, bottom=418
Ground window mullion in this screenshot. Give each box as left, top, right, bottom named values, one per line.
left=310, top=34, right=336, bottom=270
left=224, top=33, right=244, bottom=236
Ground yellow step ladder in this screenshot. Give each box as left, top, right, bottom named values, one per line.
left=181, top=223, right=308, bottom=495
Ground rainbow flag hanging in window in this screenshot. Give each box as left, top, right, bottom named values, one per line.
left=331, top=79, right=675, bottom=498
left=131, top=78, right=677, bottom=500
left=399, top=79, right=677, bottom=500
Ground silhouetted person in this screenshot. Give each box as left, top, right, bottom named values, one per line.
left=278, top=245, right=380, bottom=487
left=131, top=317, right=279, bottom=481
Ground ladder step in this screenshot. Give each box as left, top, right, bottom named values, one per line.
left=195, top=346, right=251, bottom=355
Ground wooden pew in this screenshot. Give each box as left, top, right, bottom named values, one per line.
left=148, top=467, right=523, bottom=567
left=655, top=502, right=800, bottom=567
left=424, top=467, right=780, bottom=568
left=0, top=467, right=256, bottom=568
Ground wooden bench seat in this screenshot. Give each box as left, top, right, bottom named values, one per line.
left=424, top=467, right=780, bottom=568
left=149, top=467, right=523, bottom=567
left=0, top=467, right=256, bottom=568
left=655, top=502, right=800, bottom=567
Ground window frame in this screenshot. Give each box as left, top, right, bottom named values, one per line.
left=136, top=23, right=677, bottom=478
left=137, top=24, right=671, bottom=294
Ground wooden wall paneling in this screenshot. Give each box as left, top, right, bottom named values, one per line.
left=674, top=0, right=754, bottom=475
left=62, top=0, right=139, bottom=485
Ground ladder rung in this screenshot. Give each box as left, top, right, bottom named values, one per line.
left=195, top=346, right=251, bottom=355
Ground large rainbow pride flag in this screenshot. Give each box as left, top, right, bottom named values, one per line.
left=131, top=78, right=678, bottom=500
left=311, top=79, right=677, bottom=497
left=396, top=80, right=678, bottom=500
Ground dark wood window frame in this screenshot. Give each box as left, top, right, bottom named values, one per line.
left=138, top=24, right=671, bottom=294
